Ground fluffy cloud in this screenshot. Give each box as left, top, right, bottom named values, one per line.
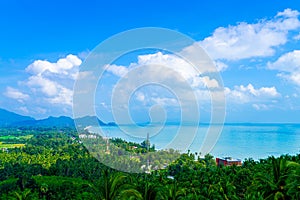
left=135, top=91, right=145, bottom=102
left=5, top=55, right=82, bottom=117
left=225, top=84, right=280, bottom=103
left=136, top=52, right=205, bottom=83
left=104, top=52, right=225, bottom=123
left=106, top=64, right=129, bottom=77
left=134, top=52, right=202, bottom=81
left=24, top=55, right=82, bottom=106
left=214, top=61, right=228, bottom=71
left=151, top=97, right=178, bottom=106
left=27, top=75, right=59, bottom=96
left=199, top=8, right=300, bottom=60
left=26, top=74, right=73, bottom=105
left=192, top=76, right=219, bottom=89
left=19, top=106, right=29, bottom=113
left=252, top=103, right=272, bottom=110
left=4, top=87, right=29, bottom=102
left=134, top=90, right=178, bottom=107
left=277, top=8, right=299, bottom=18
left=106, top=52, right=221, bottom=90
left=267, top=50, right=300, bottom=86
left=26, top=54, right=82, bottom=79
left=293, top=33, right=300, bottom=40
left=47, top=87, right=73, bottom=106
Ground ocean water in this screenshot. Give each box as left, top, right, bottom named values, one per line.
left=87, top=124, right=300, bottom=160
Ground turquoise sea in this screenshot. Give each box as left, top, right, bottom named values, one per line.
left=88, top=123, right=300, bottom=160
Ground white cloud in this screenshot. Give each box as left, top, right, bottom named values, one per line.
left=47, top=87, right=73, bottom=106
left=277, top=8, right=300, bottom=18
left=135, top=91, right=145, bottom=102
left=27, top=75, right=59, bottom=96
left=19, top=106, right=29, bottom=113
left=293, top=33, right=300, bottom=40
left=76, top=71, right=95, bottom=80
left=99, top=102, right=109, bottom=110
left=199, top=8, right=300, bottom=60
left=192, top=76, right=219, bottom=88
left=252, top=103, right=271, bottom=110
left=35, top=107, right=47, bottom=115
left=136, top=52, right=201, bottom=81
left=104, top=52, right=224, bottom=119
left=24, top=55, right=83, bottom=106
left=214, top=61, right=228, bottom=71
left=267, top=50, right=300, bottom=86
left=4, top=87, right=29, bottom=102
left=6, top=55, right=83, bottom=118
left=26, top=54, right=82, bottom=79
left=178, top=43, right=220, bottom=73
left=106, top=52, right=221, bottom=91
left=25, top=74, right=73, bottom=105
left=225, top=84, right=280, bottom=103
left=26, top=75, right=73, bottom=106
left=106, top=64, right=129, bottom=77
left=151, top=97, right=178, bottom=106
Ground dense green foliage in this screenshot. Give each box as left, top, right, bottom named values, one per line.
left=0, top=127, right=299, bottom=199
left=81, top=134, right=180, bottom=173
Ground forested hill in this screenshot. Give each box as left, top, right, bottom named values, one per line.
left=0, top=109, right=34, bottom=127
left=0, top=108, right=115, bottom=128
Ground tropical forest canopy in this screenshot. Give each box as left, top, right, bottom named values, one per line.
left=0, top=127, right=299, bottom=199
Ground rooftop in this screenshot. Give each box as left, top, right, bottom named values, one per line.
left=218, top=157, right=242, bottom=162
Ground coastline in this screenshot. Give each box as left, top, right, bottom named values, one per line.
left=84, top=123, right=300, bottom=161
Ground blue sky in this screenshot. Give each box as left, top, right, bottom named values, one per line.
left=1, top=0, right=300, bottom=123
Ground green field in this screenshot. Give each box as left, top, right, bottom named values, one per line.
left=0, top=135, right=32, bottom=149
left=0, top=142, right=25, bottom=148
left=0, top=135, right=33, bottom=140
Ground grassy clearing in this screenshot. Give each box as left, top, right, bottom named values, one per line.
left=0, top=135, right=33, bottom=140
left=0, top=143, right=25, bottom=148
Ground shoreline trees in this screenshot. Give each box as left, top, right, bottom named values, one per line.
left=0, top=127, right=299, bottom=199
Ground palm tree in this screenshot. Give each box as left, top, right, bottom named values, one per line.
left=130, top=173, right=164, bottom=200
left=163, top=180, right=186, bottom=200
left=139, top=182, right=161, bottom=200
left=91, top=169, right=141, bottom=200
left=244, top=191, right=264, bottom=200
left=286, top=159, right=300, bottom=200
left=13, top=189, right=32, bottom=200
left=249, top=156, right=300, bottom=199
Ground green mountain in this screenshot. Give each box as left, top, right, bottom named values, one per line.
left=0, top=108, right=116, bottom=128
left=0, top=108, right=34, bottom=126
left=15, top=116, right=75, bottom=127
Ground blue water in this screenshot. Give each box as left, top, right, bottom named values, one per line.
left=88, top=124, right=300, bottom=160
